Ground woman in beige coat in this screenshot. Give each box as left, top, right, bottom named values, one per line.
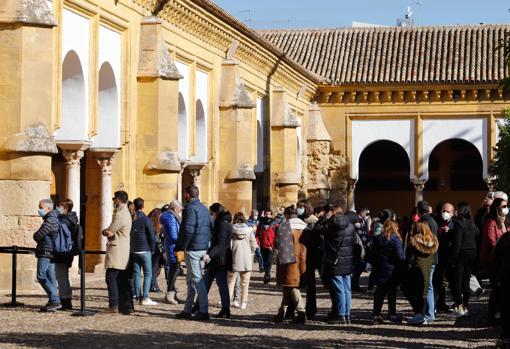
left=228, top=212, right=257, bottom=309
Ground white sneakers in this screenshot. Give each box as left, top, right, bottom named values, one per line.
left=450, top=306, right=469, bottom=318
left=232, top=300, right=240, bottom=308
left=241, top=303, right=247, bottom=310
left=141, top=298, right=158, bottom=306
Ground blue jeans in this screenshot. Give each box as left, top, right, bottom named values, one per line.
left=329, top=274, right=352, bottom=316
left=203, top=265, right=230, bottom=310
left=255, top=247, right=264, bottom=271
left=184, top=250, right=208, bottom=314
left=425, top=264, right=436, bottom=320
left=37, top=258, right=60, bottom=304
left=133, top=251, right=152, bottom=299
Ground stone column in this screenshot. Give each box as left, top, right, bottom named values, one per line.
left=347, top=178, right=357, bottom=211
left=411, top=178, right=427, bottom=205
left=62, top=149, right=85, bottom=219
left=92, top=150, right=117, bottom=252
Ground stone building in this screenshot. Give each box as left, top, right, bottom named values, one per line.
left=0, top=0, right=509, bottom=289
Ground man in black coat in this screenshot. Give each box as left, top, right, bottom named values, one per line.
left=33, top=198, right=61, bottom=312
left=417, top=201, right=438, bottom=322
left=316, top=205, right=356, bottom=325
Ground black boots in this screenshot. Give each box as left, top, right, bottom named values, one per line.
left=60, top=298, right=73, bottom=311
left=214, top=308, right=231, bottom=319
left=273, top=308, right=285, bottom=323
left=292, top=311, right=307, bottom=324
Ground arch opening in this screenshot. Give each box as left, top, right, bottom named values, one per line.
left=355, top=140, right=414, bottom=217
left=94, top=62, right=119, bottom=148
left=193, top=99, right=207, bottom=163
left=178, top=93, right=188, bottom=161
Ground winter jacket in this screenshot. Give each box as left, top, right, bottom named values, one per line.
left=419, top=214, right=439, bottom=265
left=176, top=198, right=211, bottom=252
left=33, top=210, right=59, bottom=259
left=490, top=232, right=510, bottom=285
left=450, top=218, right=479, bottom=264
left=370, top=234, right=404, bottom=285
left=105, top=204, right=132, bottom=270
left=276, top=218, right=307, bottom=287
left=231, top=222, right=257, bottom=272
left=160, top=210, right=180, bottom=264
left=319, top=214, right=356, bottom=277
left=404, top=233, right=438, bottom=298
left=481, top=219, right=508, bottom=268
left=436, top=218, right=455, bottom=266
left=53, top=211, right=81, bottom=267
left=256, top=222, right=276, bottom=249
left=132, top=211, right=156, bottom=253
left=207, top=212, right=232, bottom=269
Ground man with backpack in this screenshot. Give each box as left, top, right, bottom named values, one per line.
left=33, top=198, right=61, bottom=312
left=54, top=199, right=83, bottom=310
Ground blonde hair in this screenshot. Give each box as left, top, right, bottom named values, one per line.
left=383, top=220, right=401, bottom=241
left=411, top=221, right=435, bottom=245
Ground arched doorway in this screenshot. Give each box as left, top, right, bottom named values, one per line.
left=355, top=140, right=414, bottom=218
left=95, top=62, right=120, bottom=148
left=424, top=139, right=487, bottom=213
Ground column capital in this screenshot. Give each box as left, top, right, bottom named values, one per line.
left=62, top=149, right=85, bottom=168
left=91, top=148, right=118, bottom=176
left=411, top=178, right=427, bottom=190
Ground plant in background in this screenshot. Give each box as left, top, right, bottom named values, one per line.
left=499, top=31, right=510, bottom=91
left=490, top=109, right=510, bottom=194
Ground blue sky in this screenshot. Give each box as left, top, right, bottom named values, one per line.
left=213, top=0, right=510, bottom=29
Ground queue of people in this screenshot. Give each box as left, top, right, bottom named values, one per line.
left=32, top=187, right=510, bottom=344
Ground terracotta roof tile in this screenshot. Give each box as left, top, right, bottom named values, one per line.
left=258, top=25, right=510, bottom=85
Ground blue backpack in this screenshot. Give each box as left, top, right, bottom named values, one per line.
left=53, top=220, right=74, bottom=254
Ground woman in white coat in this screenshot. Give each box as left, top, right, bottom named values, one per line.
left=228, top=212, right=257, bottom=309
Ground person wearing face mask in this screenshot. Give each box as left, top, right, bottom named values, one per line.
left=481, top=197, right=510, bottom=325
left=53, top=199, right=82, bottom=310
left=433, top=202, right=455, bottom=313
left=160, top=200, right=184, bottom=304
left=33, top=198, right=61, bottom=312
left=103, top=190, right=133, bottom=315
left=256, top=215, right=276, bottom=284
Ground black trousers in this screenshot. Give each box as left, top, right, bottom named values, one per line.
left=106, top=268, right=134, bottom=313
left=402, top=269, right=426, bottom=314
left=304, top=252, right=318, bottom=317
left=450, top=249, right=476, bottom=308
left=501, top=281, right=510, bottom=341
left=151, top=253, right=163, bottom=291
left=373, top=281, right=398, bottom=317
left=260, top=248, right=274, bottom=280
left=166, top=262, right=180, bottom=292
left=433, top=262, right=450, bottom=306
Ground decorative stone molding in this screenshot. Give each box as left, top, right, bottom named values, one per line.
left=0, top=0, right=57, bottom=26
left=278, top=172, right=301, bottom=185
left=232, top=81, right=256, bottom=109
left=307, top=103, right=331, bottom=142
left=219, top=58, right=255, bottom=109
left=138, top=16, right=183, bottom=80
left=91, top=148, right=119, bottom=176
left=145, top=149, right=181, bottom=172
left=272, top=86, right=301, bottom=128
left=226, top=163, right=256, bottom=180
left=157, top=0, right=319, bottom=100
left=2, top=123, right=58, bottom=154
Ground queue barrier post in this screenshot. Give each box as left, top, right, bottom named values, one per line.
left=71, top=250, right=105, bottom=317
left=3, top=245, right=25, bottom=307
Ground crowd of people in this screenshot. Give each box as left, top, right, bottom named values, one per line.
left=31, top=185, right=510, bottom=343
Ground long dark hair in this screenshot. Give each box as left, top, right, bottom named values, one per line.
left=296, top=199, right=314, bottom=218
left=456, top=202, right=472, bottom=221
left=148, top=208, right=162, bottom=234
left=489, top=198, right=507, bottom=220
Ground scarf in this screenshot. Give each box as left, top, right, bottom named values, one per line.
left=276, top=219, right=296, bottom=265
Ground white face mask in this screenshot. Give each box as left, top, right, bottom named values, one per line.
left=297, top=207, right=305, bottom=216
left=441, top=212, right=451, bottom=221
left=501, top=208, right=509, bottom=216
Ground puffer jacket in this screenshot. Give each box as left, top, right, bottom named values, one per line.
left=33, top=210, right=59, bottom=259
left=256, top=219, right=276, bottom=249
left=370, top=234, right=404, bottom=285
left=53, top=211, right=80, bottom=267
left=231, top=222, right=257, bottom=272
left=321, top=214, right=356, bottom=276
left=160, top=210, right=181, bottom=264
left=207, top=212, right=232, bottom=269
left=132, top=211, right=156, bottom=253
left=176, top=198, right=211, bottom=252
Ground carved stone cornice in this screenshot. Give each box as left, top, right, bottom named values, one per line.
left=145, top=149, right=181, bottom=172
left=226, top=163, right=256, bottom=181
left=157, top=0, right=319, bottom=100
left=0, top=0, right=57, bottom=27
left=1, top=123, right=58, bottom=154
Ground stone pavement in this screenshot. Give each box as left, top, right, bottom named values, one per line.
left=0, top=269, right=500, bottom=349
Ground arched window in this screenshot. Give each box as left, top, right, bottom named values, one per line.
left=193, top=99, right=207, bottom=163
left=56, top=50, right=87, bottom=141
left=94, top=62, right=119, bottom=148
left=178, top=93, right=189, bottom=161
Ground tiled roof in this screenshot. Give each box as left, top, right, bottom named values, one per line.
left=259, top=25, right=510, bottom=85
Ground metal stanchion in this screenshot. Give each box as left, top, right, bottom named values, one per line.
left=4, top=245, right=24, bottom=307
left=71, top=250, right=94, bottom=316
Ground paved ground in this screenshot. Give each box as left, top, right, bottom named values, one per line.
left=0, top=268, right=500, bottom=349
